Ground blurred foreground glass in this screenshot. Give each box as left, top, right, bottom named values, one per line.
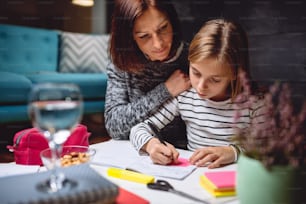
left=28, top=83, right=83, bottom=193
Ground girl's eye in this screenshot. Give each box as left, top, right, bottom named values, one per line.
left=191, top=70, right=201, bottom=77
left=210, top=77, right=221, bottom=83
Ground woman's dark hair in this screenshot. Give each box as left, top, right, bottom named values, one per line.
left=110, top=0, right=182, bottom=72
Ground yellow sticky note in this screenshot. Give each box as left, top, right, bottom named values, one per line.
left=107, top=167, right=155, bottom=184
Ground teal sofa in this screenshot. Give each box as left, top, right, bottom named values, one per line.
left=0, top=24, right=109, bottom=123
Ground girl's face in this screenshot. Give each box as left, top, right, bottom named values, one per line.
left=133, top=7, right=173, bottom=61
left=189, top=58, right=234, bottom=101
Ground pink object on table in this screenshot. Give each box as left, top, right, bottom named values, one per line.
left=203, top=171, right=236, bottom=189
left=169, top=158, right=190, bottom=167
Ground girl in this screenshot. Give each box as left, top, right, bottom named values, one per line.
left=130, top=19, right=264, bottom=169
left=104, top=0, right=190, bottom=148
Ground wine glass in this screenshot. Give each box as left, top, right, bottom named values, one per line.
left=28, top=83, right=83, bottom=193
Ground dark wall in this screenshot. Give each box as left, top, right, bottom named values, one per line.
left=176, top=0, right=306, bottom=40
left=0, top=0, right=92, bottom=33
left=174, top=0, right=306, bottom=99
left=107, top=0, right=306, bottom=94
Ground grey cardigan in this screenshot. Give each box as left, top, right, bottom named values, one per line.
left=104, top=42, right=189, bottom=147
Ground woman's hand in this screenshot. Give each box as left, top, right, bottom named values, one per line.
left=189, top=146, right=235, bottom=169
left=143, top=138, right=179, bottom=165
left=165, top=70, right=191, bottom=97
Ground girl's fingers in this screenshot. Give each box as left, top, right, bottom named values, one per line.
left=161, top=142, right=179, bottom=162
left=172, top=150, right=179, bottom=161
left=189, top=148, right=210, bottom=164
left=151, top=152, right=173, bottom=165
left=167, top=143, right=179, bottom=161
left=207, top=158, right=222, bottom=169
left=150, top=144, right=177, bottom=165
left=189, top=150, right=201, bottom=163
left=195, top=153, right=218, bottom=167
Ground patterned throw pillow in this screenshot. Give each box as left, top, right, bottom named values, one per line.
left=59, top=31, right=110, bottom=73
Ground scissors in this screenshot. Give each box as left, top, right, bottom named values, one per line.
left=147, top=179, right=210, bottom=203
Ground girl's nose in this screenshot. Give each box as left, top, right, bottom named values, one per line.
left=198, top=79, right=208, bottom=90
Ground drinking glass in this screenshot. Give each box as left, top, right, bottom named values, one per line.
left=28, top=83, right=83, bottom=193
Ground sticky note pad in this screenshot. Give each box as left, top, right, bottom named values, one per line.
left=107, top=167, right=155, bottom=184
left=203, top=171, right=236, bottom=189
left=200, top=171, right=236, bottom=197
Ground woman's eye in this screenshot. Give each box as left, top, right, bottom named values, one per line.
left=161, top=24, right=168, bottom=30
left=139, top=34, right=149, bottom=39
left=158, top=24, right=168, bottom=33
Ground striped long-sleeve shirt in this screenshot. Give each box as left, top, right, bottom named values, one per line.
left=104, top=42, right=189, bottom=145
left=130, top=88, right=264, bottom=152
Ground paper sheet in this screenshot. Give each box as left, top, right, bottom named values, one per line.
left=91, top=140, right=196, bottom=180
left=91, top=140, right=140, bottom=168
left=127, top=156, right=196, bottom=180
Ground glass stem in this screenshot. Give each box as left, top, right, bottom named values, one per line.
left=49, top=142, right=65, bottom=192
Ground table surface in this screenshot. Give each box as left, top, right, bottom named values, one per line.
left=90, top=140, right=239, bottom=204
left=0, top=140, right=240, bottom=204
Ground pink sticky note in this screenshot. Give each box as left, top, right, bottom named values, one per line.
left=204, top=171, right=236, bottom=189
left=169, top=157, right=190, bottom=167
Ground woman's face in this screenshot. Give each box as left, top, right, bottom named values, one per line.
left=189, top=58, right=234, bottom=101
left=133, top=7, right=173, bottom=61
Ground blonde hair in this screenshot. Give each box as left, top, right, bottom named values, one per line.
left=188, top=19, right=250, bottom=99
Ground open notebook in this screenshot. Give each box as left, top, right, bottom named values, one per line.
left=91, top=140, right=196, bottom=180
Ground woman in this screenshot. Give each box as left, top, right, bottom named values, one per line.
left=104, top=0, right=191, bottom=148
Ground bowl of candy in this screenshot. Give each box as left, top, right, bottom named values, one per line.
left=40, top=145, right=96, bottom=169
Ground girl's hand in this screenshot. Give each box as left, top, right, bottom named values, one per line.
left=143, top=138, right=179, bottom=165
left=189, top=146, right=235, bottom=169
left=165, top=70, right=191, bottom=97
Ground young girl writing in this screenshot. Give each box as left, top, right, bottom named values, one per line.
left=130, top=18, right=265, bottom=169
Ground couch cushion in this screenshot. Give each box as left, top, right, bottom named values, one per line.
left=26, top=73, right=107, bottom=99
left=0, top=105, right=29, bottom=123
left=0, top=24, right=59, bottom=73
left=0, top=72, right=32, bottom=104
left=58, top=31, right=110, bottom=73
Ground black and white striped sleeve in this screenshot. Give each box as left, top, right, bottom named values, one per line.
left=130, top=98, right=180, bottom=153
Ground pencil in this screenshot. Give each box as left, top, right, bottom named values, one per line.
left=147, top=121, right=167, bottom=146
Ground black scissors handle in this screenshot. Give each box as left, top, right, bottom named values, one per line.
left=147, top=180, right=209, bottom=203
left=147, top=180, right=173, bottom=191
